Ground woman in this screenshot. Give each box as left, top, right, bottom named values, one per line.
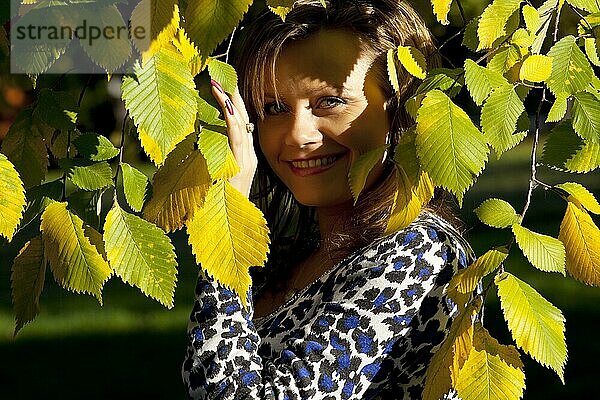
left=182, top=1, right=474, bottom=398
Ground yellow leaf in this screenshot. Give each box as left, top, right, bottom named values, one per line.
left=141, top=2, right=180, bottom=65
left=423, top=298, right=482, bottom=400
left=0, top=153, right=26, bottom=241
left=11, top=236, right=45, bottom=336
left=130, top=0, right=177, bottom=55
left=456, top=323, right=525, bottom=400
left=387, top=48, right=400, bottom=93
left=495, top=272, right=567, bottom=382
left=397, top=46, right=427, bottom=80
left=143, top=145, right=211, bottom=233
left=348, top=144, right=389, bottom=205
left=559, top=202, right=600, bottom=286
left=267, top=0, right=295, bottom=21
left=198, top=129, right=240, bottom=180
left=556, top=182, right=600, bottom=214
left=172, top=28, right=199, bottom=64
left=187, top=180, right=270, bottom=309
left=40, top=202, right=112, bottom=304
left=520, top=54, right=553, bottom=82
left=448, top=247, right=508, bottom=296
left=522, top=4, right=541, bottom=34
left=432, top=0, right=453, bottom=25
left=511, top=223, right=566, bottom=274
left=385, top=169, right=434, bottom=235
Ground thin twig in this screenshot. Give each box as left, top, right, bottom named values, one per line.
left=455, top=0, right=467, bottom=26
left=113, top=111, right=130, bottom=202
left=553, top=4, right=562, bottom=42
left=225, top=27, right=237, bottom=64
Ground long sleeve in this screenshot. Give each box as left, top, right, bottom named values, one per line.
left=182, top=213, right=473, bottom=399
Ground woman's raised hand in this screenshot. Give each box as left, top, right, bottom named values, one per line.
left=210, top=79, right=258, bottom=199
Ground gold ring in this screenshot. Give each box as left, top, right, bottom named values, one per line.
left=245, top=122, right=255, bottom=134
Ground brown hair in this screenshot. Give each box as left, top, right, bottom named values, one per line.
left=231, top=0, right=461, bottom=296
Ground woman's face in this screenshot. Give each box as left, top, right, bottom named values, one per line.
left=257, top=28, right=391, bottom=208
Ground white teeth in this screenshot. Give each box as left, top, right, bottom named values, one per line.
left=292, top=156, right=338, bottom=169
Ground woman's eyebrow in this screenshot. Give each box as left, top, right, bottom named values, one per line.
left=264, top=84, right=350, bottom=99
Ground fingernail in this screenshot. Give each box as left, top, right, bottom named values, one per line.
left=225, top=98, right=234, bottom=115
left=211, top=79, right=224, bottom=94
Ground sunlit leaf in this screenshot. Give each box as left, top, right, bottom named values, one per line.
left=59, top=159, right=114, bottom=191
left=448, top=247, right=508, bottom=296
left=0, top=153, right=27, bottom=242
left=541, top=121, right=600, bottom=173
left=488, top=45, right=522, bottom=74
left=397, top=45, right=427, bottom=80
left=40, top=202, right=112, bottom=304
left=455, top=323, right=525, bottom=400
left=73, top=133, right=119, bottom=161
left=207, top=58, right=238, bottom=94
left=481, top=84, right=526, bottom=157
left=104, top=202, right=177, bottom=308
left=387, top=49, right=400, bottom=93
left=572, top=91, right=600, bottom=143
left=475, top=198, right=520, bottom=228
left=267, top=0, right=295, bottom=21
left=495, top=272, right=567, bottom=382
left=130, top=0, right=177, bottom=54
left=121, top=162, right=151, bottom=213
left=11, top=236, right=46, bottom=336
left=512, top=223, right=566, bottom=274
left=198, top=129, right=240, bottom=181
left=416, top=90, right=489, bottom=206
left=348, top=144, right=389, bottom=205
left=432, top=0, right=453, bottom=25
left=546, top=35, right=594, bottom=95
left=464, top=60, right=508, bottom=106
left=566, top=0, right=600, bottom=12
left=477, top=0, right=523, bottom=51
left=559, top=202, right=600, bottom=286
left=520, top=54, right=553, bottom=82
left=187, top=179, right=270, bottom=309
left=522, top=4, right=541, bottom=34
left=546, top=92, right=570, bottom=123
left=556, top=182, right=600, bottom=214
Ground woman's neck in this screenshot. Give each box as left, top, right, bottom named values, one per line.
left=316, top=201, right=353, bottom=246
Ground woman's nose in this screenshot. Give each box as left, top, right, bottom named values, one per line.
left=283, top=107, right=322, bottom=148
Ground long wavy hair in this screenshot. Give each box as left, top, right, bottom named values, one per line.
left=231, top=0, right=462, bottom=298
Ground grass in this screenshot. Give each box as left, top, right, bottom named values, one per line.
left=1, top=138, right=599, bottom=399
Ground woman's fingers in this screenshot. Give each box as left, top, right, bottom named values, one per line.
left=210, top=79, right=257, bottom=198
left=230, top=85, right=250, bottom=123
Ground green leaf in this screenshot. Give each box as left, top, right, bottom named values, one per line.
left=511, top=223, right=566, bottom=274
left=44, top=129, right=80, bottom=159
left=511, top=28, right=535, bottom=48
left=59, top=159, right=114, bottom=191
left=73, top=133, right=120, bottom=161
left=477, top=0, right=523, bottom=51
left=41, top=202, right=112, bottom=304
left=184, top=0, right=253, bottom=58
left=546, top=92, right=570, bottom=123
left=572, top=91, right=600, bottom=143
left=416, top=90, right=489, bottom=206
left=487, top=44, right=522, bottom=74
left=0, top=153, right=27, bottom=242
left=393, top=127, right=421, bottom=189
left=104, top=202, right=177, bottom=308
left=432, top=0, right=453, bottom=25
left=556, top=182, right=600, bottom=214
left=481, top=84, right=526, bottom=157
left=405, top=68, right=464, bottom=118
left=121, top=42, right=199, bottom=166
left=522, top=4, right=541, bottom=34
left=464, top=59, right=508, bottom=106
left=198, top=96, right=226, bottom=126
left=531, top=0, right=555, bottom=54
left=11, top=237, right=46, bottom=336
left=474, top=198, right=520, bottom=228
left=348, top=144, right=389, bottom=205
left=267, top=0, right=295, bottom=21
left=495, top=272, right=567, bottom=382
left=198, top=129, right=240, bottom=180
left=121, top=163, right=151, bottom=213
left=21, top=180, right=64, bottom=230
left=455, top=324, right=525, bottom=400
left=143, top=144, right=211, bottom=233
left=463, top=17, right=481, bottom=52
left=520, top=54, right=553, bottom=82
left=566, top=0, right=600, bottom=12
left=546, top=35, right=594, bottom=95
left=78, top=4, right=132, bottom=72
left=33, top=89, right=78, bottom=130
left=542, top=122, right=600, bottom=173
left=397, top=46, right=427, bottom=80
left=207, top=58, right=238, bottom=94
left=1, top=108, right=48, bottom=187
left=67, top=189, right=105, bottom=228
left=584, top=37, right=600, bottom=67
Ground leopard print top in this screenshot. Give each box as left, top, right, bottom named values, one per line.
left=182, top=211, right=474, bottom=399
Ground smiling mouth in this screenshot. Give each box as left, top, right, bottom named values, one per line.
left=287, top=152, right=347, bottom=176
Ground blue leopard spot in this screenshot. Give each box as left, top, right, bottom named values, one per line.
left=241, top=370, right=258, bottom=385
left=416, top=252, right=424, bottom=261
left=407, top=289, right=417, bottom=297
left=305, top=341, right=324, bottom=353
left=393, top=260, right=406, bottom=270
left=344, top=316, right=359, bottom=329
left=225, top=303, right=239, bottom=315
left=338, top=352, right=350, bottom=369
left=428, top=228, right=438, bottom=240
left=281, top=349, right=294, bottom=361
left=403, top=231, right=418, bottom=245
left=418, top=267, right=430, bottom=278
left=360, top=362, right=381, bottom=379
left=244, top=339, right=253, bottom=351
left=371, top=265, right=383, bottom=272
left=394, top=315, right=413, bottom=326
left=193, top=328, right=204, bottom=341
left=297, top=367, right=310, bottom=379
left=357, top=333, right=373, bottom=354
left=331, top=336, right=346, bottom=351
left=319, top=373, right=334, bottom=391
left=374, top=292, right=388, bottom=307
left=318, top=318, right=330, bottom=327
left=222, top=288, right=234, bottom=297
left=343, top=381, right=355, bottom=397
left=384, top=340, right=394, bottom=354
left=459, top=250, right=467, bottom=267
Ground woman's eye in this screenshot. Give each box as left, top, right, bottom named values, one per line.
left=319, top=97, right=344, bottom=109
left=264, top=102, right=287, bottom=115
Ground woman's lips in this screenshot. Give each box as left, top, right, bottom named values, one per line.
left=287, top=153, right=347, bottom=177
